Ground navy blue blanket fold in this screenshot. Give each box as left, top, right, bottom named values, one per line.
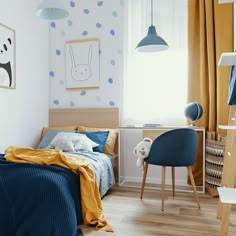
left=0, top=159, right=83, bottom=236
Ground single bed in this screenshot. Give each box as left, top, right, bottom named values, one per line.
left=0, top=107, right=119, bottom=236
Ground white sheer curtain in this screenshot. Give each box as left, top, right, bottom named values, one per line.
left=123, top=0, right=188, bottom=126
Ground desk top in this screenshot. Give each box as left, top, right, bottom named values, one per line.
left=119, top=125, right=205, bottom=131
left=218, top=187, right=236, bottom=204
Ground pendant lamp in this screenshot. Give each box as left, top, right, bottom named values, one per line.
left=35, top=0, right=69, bottom=20
left=136, top=0, right=168, bottom=52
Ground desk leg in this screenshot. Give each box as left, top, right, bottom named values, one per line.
left=217, top=201, right=223, bottom=219
left=220, top=203, right=232, bottom=236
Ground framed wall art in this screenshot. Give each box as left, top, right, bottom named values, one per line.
left=65, top=38, right=100, bottom=89
left=0, top=23, right=16, bottom=89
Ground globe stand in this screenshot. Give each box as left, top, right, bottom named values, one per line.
left=190, top=119, right=198, bottom=126
left=190, top=122, right=197, bottom=126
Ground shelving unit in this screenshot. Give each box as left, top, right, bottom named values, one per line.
left=218, top=187, right=236, bottom=204
left=218, top=52, right=236, bottom=65
left=217, top=51, right=236, bottom=235
left=218, top=0, right=235, bottom=4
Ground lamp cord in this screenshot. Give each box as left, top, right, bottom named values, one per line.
left=151, top=0, right=153, bottom=26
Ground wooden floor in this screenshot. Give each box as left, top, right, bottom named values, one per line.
left=80, top=185, right=236, bottom=236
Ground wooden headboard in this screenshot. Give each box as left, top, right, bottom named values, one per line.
left=49, top=107, right=119, bottom=128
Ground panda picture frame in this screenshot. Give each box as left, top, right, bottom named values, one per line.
left=0, top=23, right=15, bottom=89
left=65, top=38, right=100, bottom=89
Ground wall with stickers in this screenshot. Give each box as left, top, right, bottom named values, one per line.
left=49, top=0, right=125, bottom=109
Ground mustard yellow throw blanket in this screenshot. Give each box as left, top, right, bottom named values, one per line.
left=5, top=146, right=113, bottom=232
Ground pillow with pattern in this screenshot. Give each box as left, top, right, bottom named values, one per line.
left=76, top=131, right=109, bottom=153
left=49, top=132, right=99, bottom=152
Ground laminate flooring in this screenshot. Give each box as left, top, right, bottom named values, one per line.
left=80, top=185, right=236, bottom=236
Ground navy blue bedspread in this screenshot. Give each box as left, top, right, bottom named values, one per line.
left=0, top=154, right=83, bottom=236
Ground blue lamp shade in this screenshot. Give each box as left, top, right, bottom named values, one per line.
left=35, top=0, right=69, bottom=20
left=136, top=25, right=169, bottom=52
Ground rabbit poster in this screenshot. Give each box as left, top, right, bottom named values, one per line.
left=65, top=38, right=99, bottom=89
left=0, top=23, right=15, bottom=89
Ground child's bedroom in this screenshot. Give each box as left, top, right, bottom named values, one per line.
left=1, top=0, right=236, bottom=235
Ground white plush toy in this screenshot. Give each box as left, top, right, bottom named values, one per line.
left=133, top=137, right=153, bottom=168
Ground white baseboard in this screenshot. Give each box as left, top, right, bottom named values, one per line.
left=121, top=176, right=187, bottom=186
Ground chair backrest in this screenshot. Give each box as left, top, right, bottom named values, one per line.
left=147, top=128, right=198, bottom=167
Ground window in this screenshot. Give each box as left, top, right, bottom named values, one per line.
left=123, top=0, right=188, bottom=126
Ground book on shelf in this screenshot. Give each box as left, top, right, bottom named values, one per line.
left=143, top=123, right=161, bottom=127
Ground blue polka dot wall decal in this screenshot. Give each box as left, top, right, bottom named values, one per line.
left=53, top=100, right=59, bottom=105
left=110, top=29, right=115, bottom=36
left=70, top=101, right=75, bottom=107
left=50, top=22, right=56, bottom=28
left=80, top=91, right=86, bottom=96
left=112, top=11, right=118, bottom=17
left=49, top=71, right=55, bottom=77
left=97, top=1, right=103, bottom=6
left=68, top=20, right=72, bottom=26
left=96, top=23, right=102, bottom=28
left=70, top=1, right=75, bottom=7
left=108, top=78, right=113, bottom=84
left=109, top=101, right=115, bottom=106
left=83, top=9, right=89, bottom=14
left=111, top=60, right=115, bottom=66
left=56, top=49, right=61, bottom=56
left=82, top=31, right=88, bottom=36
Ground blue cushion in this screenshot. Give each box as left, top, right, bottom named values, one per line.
left=37, top=130, right=60, bottom=149
left=37, top=130, right=76, bottom=149
left=77, top=131, right=109, bottom=153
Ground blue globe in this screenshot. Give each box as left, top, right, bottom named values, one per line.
left=184, top=102, right=203, bottom=126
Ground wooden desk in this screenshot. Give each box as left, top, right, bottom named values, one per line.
left=119, top=125, right=205, bottom=193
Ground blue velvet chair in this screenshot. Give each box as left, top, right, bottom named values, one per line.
left=140, top=128, right=200, bottom=211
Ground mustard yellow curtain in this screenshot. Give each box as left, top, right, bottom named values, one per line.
left=188, top=0, right=233, bottom=185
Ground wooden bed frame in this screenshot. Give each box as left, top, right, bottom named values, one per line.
left=49, top=107, right=120, bottom=181
left=49, top=107, right=119, bottom=128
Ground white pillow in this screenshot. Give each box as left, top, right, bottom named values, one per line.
left=74, top=137, right=94, bottom=152
left=74, top=133, right=99, bottom=148
left=49, top=132, right=99, bottom=152
left=50, top=135, right=75, bottom=152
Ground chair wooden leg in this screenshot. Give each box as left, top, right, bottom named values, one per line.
left=187, top=166, right=200, bottom=209
left=171, top=166, right=175, bottom=197
left=140, top=162, right=148, bottom=199
left=161, top=166, right=166, bottom=211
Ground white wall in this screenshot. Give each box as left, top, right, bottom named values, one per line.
left=0, top=0, right=49, bottom=151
